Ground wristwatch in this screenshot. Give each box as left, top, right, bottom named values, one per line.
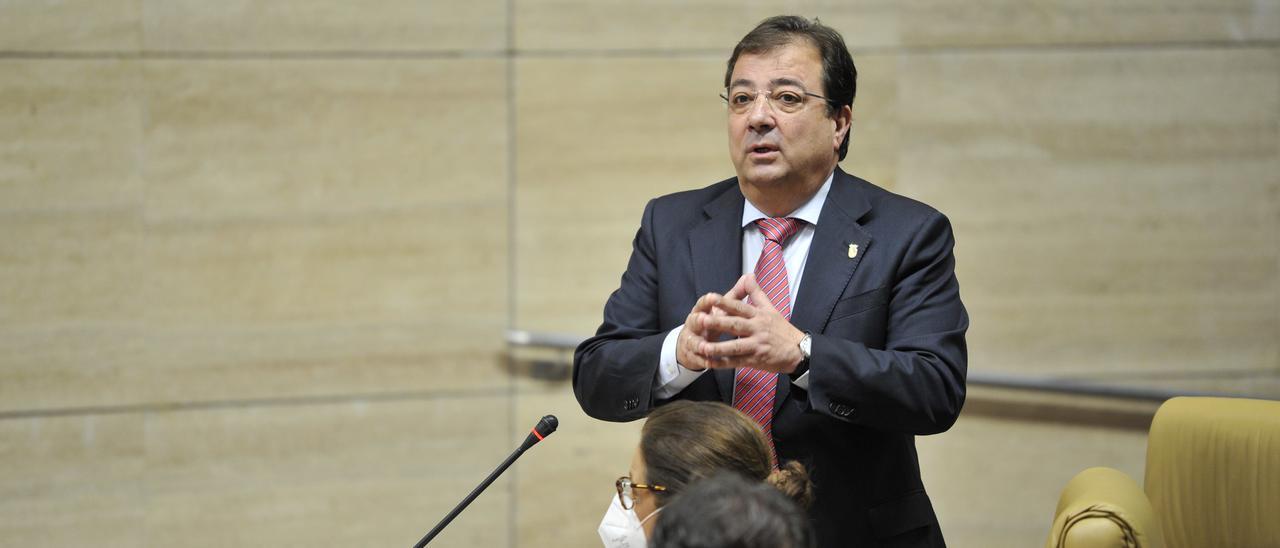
left=791, top=332, right=813, bottom=380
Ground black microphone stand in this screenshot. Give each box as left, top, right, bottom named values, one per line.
left=413, top=415, right=557, bottom=547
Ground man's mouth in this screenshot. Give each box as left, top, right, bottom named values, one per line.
left=749, top=144, right=779, bottom=154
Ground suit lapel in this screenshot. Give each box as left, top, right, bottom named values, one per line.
left=688, top=183, right=745, bottom=404
left=778, top=169, right=873, bottom=414
left=791, top=168, right=873, bottom=334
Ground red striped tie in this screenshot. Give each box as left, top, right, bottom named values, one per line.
left=734, top=217, right=803, bottom=464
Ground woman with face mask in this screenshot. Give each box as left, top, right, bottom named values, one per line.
left=599, top=400, right=812, bottom=548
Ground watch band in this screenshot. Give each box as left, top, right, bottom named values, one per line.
left=789, top=332, right=812, bottom=381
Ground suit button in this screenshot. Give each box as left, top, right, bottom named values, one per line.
left=829, top=402, right=856, bottom=418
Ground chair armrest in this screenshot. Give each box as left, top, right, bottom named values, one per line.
left=1044, top=467, right=1163, bottom=548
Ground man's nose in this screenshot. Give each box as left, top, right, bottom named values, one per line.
left=746, top=96, right=776, bottom=132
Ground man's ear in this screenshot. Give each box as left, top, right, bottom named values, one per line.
left=833, top=104, right=852, bottom=148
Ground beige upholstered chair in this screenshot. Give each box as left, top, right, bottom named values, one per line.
left=1045, top=396, right=1280, bottom=548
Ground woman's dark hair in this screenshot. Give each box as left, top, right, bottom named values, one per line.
left=723, top=15, right=858, bottom=160
left=640, top=400, right=812, bottom=509
left=650, top=471, right=815, bottom=548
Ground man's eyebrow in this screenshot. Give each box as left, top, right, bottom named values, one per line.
left=728, top=77, right=808, bottom=89
left=771, top=77, right=806, bottom=88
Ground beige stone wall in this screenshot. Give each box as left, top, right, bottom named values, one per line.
left=1, top=2, right=1276, bottom=547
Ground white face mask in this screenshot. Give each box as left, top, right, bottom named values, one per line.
left=597, top=494, right=661, bottom=548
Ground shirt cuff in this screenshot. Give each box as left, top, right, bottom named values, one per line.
left=654, top=325, right=708, bottom=399
left=791, top=371, right=810, bottom=390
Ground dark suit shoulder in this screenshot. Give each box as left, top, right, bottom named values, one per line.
left=836, top=169, right=944, bottom=224
left=642, top=177, right=741, bottom=235
left=649, top=177, right=739, bottom=211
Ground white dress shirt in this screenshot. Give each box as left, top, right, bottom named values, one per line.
left=653, top=172, right=834, bottom=398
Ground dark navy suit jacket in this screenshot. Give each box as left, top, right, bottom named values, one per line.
left=574, top=168, right=968, bottom=547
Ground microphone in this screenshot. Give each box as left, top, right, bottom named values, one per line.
left=519, top=414, right=559, bottom=451
left=413, top=415, right=558, bottom=547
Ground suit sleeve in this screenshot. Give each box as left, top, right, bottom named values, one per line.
left=804, top=210, right=968, bottom=435
left=572, top=199, right=669, bottom=422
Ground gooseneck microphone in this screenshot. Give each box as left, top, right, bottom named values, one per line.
left=413, top=415, right=558, bottom=547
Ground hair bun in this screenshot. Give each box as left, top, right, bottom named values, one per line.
left=766, top=460, right=814, bottom=509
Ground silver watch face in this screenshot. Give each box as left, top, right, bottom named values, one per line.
left=799, top=334, right=812, bottom=357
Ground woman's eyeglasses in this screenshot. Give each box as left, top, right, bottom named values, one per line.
left=615, top=476, right=667, bottom=510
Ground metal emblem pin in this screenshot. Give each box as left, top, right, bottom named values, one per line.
left=848, top=243, right=858, bottom=258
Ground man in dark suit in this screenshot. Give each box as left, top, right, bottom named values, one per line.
left=574, top=15, right=967, bottom=548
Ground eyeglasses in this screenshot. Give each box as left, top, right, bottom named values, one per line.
left=720, top=87, right=830, bottom=115
left=615, top=476, right=667, bottom=510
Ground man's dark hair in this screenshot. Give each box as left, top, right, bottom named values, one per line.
left=650, top=471, right=815, bottom=548
left=724, top=15, right=858, bottom=160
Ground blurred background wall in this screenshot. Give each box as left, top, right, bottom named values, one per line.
left=1, top=1, right=1276, bottom=546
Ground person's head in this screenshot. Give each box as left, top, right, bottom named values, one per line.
left=723, top=16, right=856, bottom=204
left=650, top=471, right=815, bottom=548
left=619, top=401, right=812, bottom=539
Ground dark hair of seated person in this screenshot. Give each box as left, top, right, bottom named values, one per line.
left=649, top=471, right=815, bottom=548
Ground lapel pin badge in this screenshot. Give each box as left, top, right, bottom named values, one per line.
left=847, top=243, right=859, bottom=258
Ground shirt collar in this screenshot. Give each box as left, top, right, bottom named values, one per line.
left=741, top=170, right=834, bottom=228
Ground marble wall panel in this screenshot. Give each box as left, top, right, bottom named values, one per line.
left=141, top=1, right=507, bottom=52
left=0, top=396, right=512, bottom=547
left=140, top=216, right=508, bottom=403
left=0, top=210, right=146, bottom=412
left=0, top=413, right=145, bottom=546
left=142, top=214, right=504, bottom=329
left=0, top=211, right=143, bottom=328
left=136, top=58, right=508, bottom=403
left=1, top=58, right=510, bottom=410
left=894, top=47, right=1280, bottom=375
left=141, top=59, right=506, bottom=223
left=141, top=396, right=512, bottom=547
left=515, top=57, right=727, bottom=333
left=513, top=382, right=642, bottom=547
left=0, top=325, right=148, bottom=414
left=0, top=60, right=142, bottom=212
left=0, top=59, right=144, bottom=413
left=515, top=0, right=1280, bottom=52
left=0, top=1, right=141, bottom=52
left=0, top=210, right=512, bottom=410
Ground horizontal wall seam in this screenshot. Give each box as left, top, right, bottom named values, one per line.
left=0, top=387, right=510, bottom=421
left=0, top=39, right=1277, bottom=60
left=0, top=49, right=507, bottom=60
left=1057, top=368, right=1280, bottom=380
